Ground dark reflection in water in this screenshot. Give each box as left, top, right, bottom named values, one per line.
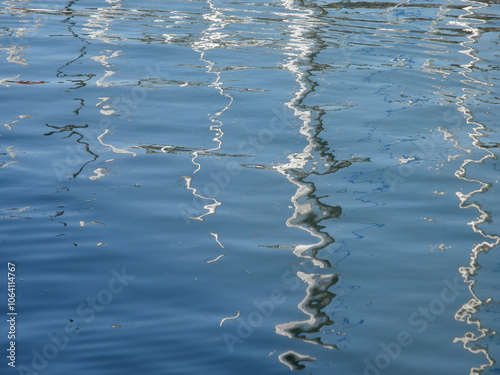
left=56, top=1, right=94, bottom=90
left=279, top=350, right=317, bottom=371
left=42, top=1, right=101, bottom=180
left=44, top=122, right=98, bottom=179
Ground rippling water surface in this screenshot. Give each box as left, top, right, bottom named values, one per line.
left=1, top=0, right=499, bottom=374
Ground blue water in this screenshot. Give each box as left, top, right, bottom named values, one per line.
left=1, top=0, right=499, bottom=374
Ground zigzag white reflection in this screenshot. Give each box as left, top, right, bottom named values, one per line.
left=97, top=129, right=137, bottom=157
left=179, top=0, right=233, bottom=220
left=448, top=2, right=499, bottom=373
left=274, top=0, right=343, bottom=364
left=273, top=2, right=329, bottom=267
left=182, top=176, right=220, bottom=222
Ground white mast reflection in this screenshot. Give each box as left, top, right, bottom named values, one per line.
left=273, top=1, right=353, bottom=367
left=443, top=1, right=498, bottom=373
left=273, top=1, right=330, bottom=268
left=179, top=0, right=233, bottom=221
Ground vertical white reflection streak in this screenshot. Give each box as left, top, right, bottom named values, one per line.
left=449, top=2, right=498, bottom=373
left=273, top=0, right=336, bottom=356
left=181, top=0, right=233, bottom=221
left=273, top=2, right=327, bottom=266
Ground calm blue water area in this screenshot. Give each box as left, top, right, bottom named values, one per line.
left=1, top=0, right=499, bottom=374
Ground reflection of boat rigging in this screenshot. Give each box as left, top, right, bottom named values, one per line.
left=441, top=1, right=499, bottom=373
left=54, top=1, right=95, bottom=90
left=277, top=272, right=340, bottom=350
left=42, top=1, right=101, bottom=180
left=275, top=0, right=365, bottom=368
left=44, top=122, right=98, bottom=179
left=180, top=0, right=233, bottom=221
left=47, top=0, right=138, bottom=180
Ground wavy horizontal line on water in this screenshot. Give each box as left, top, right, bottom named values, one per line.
left=132, top=144, right=251, bottom=158
left=0, top=5, right=302, bottom=21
